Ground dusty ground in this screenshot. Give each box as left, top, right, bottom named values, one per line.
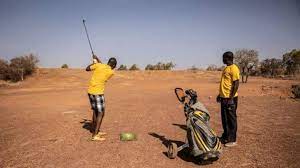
left=0, top=69, right=299, bottom=168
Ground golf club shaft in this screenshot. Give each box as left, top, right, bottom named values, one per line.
left=82, top=19, right=95, bottom=56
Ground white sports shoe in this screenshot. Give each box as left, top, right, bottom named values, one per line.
left=224, top=142, right=237, bottom=147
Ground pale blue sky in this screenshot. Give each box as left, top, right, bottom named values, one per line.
left=0, top=0, right=299, bottom=68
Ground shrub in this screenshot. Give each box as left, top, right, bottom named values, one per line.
left=145, top=64, right=154, bottom=70
left=164, top=62, right=175, bottom=70
left=129, top=64, right=140, bottom=71
left=291, top=85, right=300, bottom=98
left=10, top=54, right=39, bottom=76
left=248, top=65, right=261, bottom=76
left=145, top=62, right=175, bottom=70
left=283, top=49, right=300, bottom=75
left=206, top=64, right=218, bottom=71
left=61, top=64, right=68, bottom=68
left=260, top=58, right=284, bottom=77
left=1, top=54, right=39, bottom=82
left=188, top=66, right=199, bottom=71
left=118, top=64, right=128, bottom=70
left=0, top=59, right=9, bottom=80
left=8, top=68, right=24, bottom=82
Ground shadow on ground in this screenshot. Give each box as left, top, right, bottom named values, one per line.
left=80, top=119, right=93, bottom=133
left=148, top=132, right=215, bottom=165
left=172, top=123, right=187, bottom=131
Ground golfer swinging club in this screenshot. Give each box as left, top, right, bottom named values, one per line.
left=86, top=55, right=117, bottom=141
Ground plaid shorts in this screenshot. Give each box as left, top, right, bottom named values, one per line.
left=88, top=94, right=105, bottom=114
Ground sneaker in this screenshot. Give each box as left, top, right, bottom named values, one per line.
left=219, top=136, right=228, bottom=144
left=97, top=132, right=107, bottom=136
left=224, top=142, right=237, bottom=147
left=91, top=134, right=106, bottom=141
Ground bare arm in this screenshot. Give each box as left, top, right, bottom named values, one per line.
left=86, top=64, right=94, bottom=71
left=230, top=80, right=239, bottom=98
left=86, top=55, right=101, bottom=71
left=93, top=55, right=101, bottom=63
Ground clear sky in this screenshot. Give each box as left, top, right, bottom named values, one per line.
left=0, top=0, right=299, bottom=69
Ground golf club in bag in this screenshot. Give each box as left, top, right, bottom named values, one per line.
left=167, top=88, right=222, bottom=161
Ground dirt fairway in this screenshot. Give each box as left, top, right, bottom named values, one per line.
left=0, top=69, right=299, bottom=168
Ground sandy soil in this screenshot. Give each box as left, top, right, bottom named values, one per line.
left=0, top=69, right=299, bottom=168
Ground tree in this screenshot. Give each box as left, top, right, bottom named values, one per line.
left=292, top=85, right=300, bottom=98
left=118, top=64, right=128, bottom=70
left=61, top=64, right=68, bottom=68
left=0, top=54, right=39, bottom=82
left=282, top=49, right=300, bottom=75
left=154, top=62, right=163, bottom=70
left=145, top=62, right=175, bottom=70
left=145, top=64, right=154, bottom=70
left=234, top=49, right=259, bottom=83
left=164, top=62, right=175, bottom=70
left=129, top=64, right=140, bottom=71
left=0, top=59, right=9, bottom=80
left=188, top=66, right=199, bottom=71
left=9, top=54, right=39, bottom=82
left=260, top=58, right=284, bottom=77
left=22, top=54, right=39, bottom=76
left=10, top=57, right=25, bottom=81
left=206, top=64, right=218, bottom=71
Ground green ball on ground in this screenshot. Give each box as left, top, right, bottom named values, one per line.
left=120, top=132, right=137, bottom=141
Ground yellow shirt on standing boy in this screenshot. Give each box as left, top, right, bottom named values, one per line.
left=219, top=64, right=240, bottom=98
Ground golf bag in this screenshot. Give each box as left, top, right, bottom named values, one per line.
left=168, top=88, right=221, bottom=160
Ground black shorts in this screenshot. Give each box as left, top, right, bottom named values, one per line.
left=88, top=94, right=105, bottom=114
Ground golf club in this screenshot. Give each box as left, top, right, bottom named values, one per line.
left=82, top=19, right=95, bottom=56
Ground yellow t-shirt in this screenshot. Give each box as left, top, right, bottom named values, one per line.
left=88, top=63, right=114, bottom=95
left=219, top=64, right=240, bottom=98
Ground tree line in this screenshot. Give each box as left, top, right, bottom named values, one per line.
left=1, top=49, right=298, bottom=84
left=206, top=49, right=300, bottom=83
left=117, top=62, right=175, bottom=71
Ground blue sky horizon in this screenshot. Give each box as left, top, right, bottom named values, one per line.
left=0, top=0, right=299, bottom=69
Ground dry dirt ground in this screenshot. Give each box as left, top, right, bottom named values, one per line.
left=0, top=69, right=299, bottom=168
